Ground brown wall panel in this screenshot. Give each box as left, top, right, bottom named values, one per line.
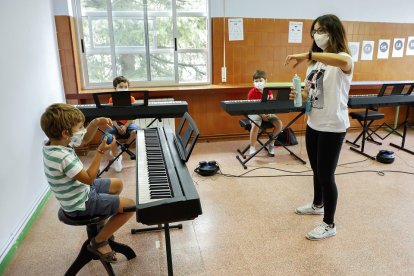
left=58, top=16, right=413, bottom=143
left=212, top=18, right=414, bottom=85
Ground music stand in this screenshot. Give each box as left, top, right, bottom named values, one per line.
left=261, top=87, right=291, bottom=102
left=93, top=90, right=149, bottom=109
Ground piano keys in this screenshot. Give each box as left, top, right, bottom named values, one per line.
left=135, top=125, right=202, bottom=226
left=348, top=94, right=414, bottom=108
left=220, top=99, right=304, bottom=116
left=76, top=101, right=188, bottom=121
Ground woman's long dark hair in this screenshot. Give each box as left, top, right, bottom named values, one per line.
left=310, top=14, right=351, bottom=56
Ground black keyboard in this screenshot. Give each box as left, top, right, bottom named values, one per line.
left=348, top=94, right=414, bottom=108
left=76, top=101, right=188, bottom=121
left=135, top=126, right=202, bottom=225
left=220, top=100, right=304, bottom=115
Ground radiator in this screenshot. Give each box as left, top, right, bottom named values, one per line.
left=134, top=98, right=176, bottom=130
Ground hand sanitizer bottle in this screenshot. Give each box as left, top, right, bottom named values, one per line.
left=293, top=74, right=302, bottom=107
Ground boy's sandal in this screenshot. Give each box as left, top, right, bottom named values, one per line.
left=87, top=238, right=117, bottom=263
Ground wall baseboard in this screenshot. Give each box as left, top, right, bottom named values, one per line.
left=0, top=188, right=51, bottom=274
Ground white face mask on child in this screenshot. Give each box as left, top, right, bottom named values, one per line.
left=69, top=128, right=87, bottom=147
left=116, top=88, right=129, bottom=92
left=254, top=81, right=265, bottom=90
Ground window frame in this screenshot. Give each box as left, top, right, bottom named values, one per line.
left=73, top=0, right=211, bottom=89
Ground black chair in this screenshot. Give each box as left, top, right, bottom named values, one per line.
left=237, top=118, right=274, bottom=158
left=346, top=110, right=386, bottom=148
left=58, top=208, right=136, bottom=276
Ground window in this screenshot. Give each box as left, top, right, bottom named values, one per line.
left=74, top=0, right=210, bottom=88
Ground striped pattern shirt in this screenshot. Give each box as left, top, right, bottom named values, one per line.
left=43, top=144, right=90, bottom=212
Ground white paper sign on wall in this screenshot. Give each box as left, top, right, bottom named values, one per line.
left=348, top=42, right=360, bottom=62
left=288, top=21, right=303, bottom=43
left=228, top=18, right=244, bottom=41
left=392, top=38, right=405, bottom=58
left=377, top=39, right=390, bottom=59
left=406, top=36, right=414, bottom=56
left=361, top=41, right=374, bottom=61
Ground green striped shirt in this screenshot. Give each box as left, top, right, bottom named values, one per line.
left=43, top=144, right=90, bottom=212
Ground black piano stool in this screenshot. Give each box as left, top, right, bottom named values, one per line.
left=346, top=110, right=401, bottom=159
left=58, top=208, right=136, bottom=276
left=237, top=118, right=275, bottom=158
left=236, top=116, right=306, bottom=169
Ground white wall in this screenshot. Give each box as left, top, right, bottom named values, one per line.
left=0, top=0, right=65, bottom=262
left=211, top=0, right=414, bottom=23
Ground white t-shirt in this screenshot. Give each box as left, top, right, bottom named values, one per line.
left=305, top=52, right=354, bottom=132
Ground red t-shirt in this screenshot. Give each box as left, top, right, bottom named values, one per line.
left=108, top=96, right=136, bottom=125
left=247, top=87, right=273, bottom=100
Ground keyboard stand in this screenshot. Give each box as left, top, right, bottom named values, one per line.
left=389, top=105, right=414, bottom=155
left=349, top=106, right=413, bottom=159
left=236, top=111, right=307, bottom=169
left=131, top=224, right=180, bottom=276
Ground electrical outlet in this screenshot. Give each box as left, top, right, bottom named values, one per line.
left=221, top=67, right=227, bottom=82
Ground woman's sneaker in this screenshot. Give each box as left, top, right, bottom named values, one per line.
left=295, top=203, right=324, bottom=215
left=306, top=222, right=336, bottom=240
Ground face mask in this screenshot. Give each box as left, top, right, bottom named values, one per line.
left=254, top=81, right=265, bottom=90
left=314, top=33, right=329, bottom=50
left=116, top=87, right=129, bottom=92
left=69, top=128, right=87, bottom=147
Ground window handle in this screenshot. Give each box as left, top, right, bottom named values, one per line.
left=81, top=39, right=85, bottom=53
left=174, top=38, right=177, bottom=51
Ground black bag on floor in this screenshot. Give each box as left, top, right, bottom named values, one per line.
left=276, top=128, right=298, bottom=146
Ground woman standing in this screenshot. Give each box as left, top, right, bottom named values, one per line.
left=285, top=14, right=353, bottom=240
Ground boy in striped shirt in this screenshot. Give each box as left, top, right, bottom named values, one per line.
left=41, top=103, right=135, bottom=263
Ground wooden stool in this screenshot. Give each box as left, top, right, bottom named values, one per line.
left=58, top=208, right=136, bottom=276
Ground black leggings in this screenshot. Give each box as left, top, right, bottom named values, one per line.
left=306, top=125, right=346, bottom=225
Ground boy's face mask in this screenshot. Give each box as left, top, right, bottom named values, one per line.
left=254, top=81, right=266, bottom=91
left=116, top=87, right=129, bottom=92
left=69, top=128, right=87, bottom=147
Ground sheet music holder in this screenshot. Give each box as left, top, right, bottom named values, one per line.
left=261, top=87, right=291, bottom=102
left=174, top=112, right=200, bottom=162
left=378, top=83, right=414, bottom=97
left=92, top=90, right=149, bottom=107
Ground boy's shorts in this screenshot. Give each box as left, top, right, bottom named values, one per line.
left=105, top=122, right=140, bottom=139
left=248, top=114, right=280, bottom=125
left=66, top=178, right=120, bottom=218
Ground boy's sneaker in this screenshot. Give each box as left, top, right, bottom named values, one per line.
left=114, top=154, right=123, bottom=172
left=306, top=222, right=336, bottom=241
left=268, top=143, right=275, bottom=156
left=295, top=203, right=324, bottom=215
left=249, top=146, right=256, bottom=155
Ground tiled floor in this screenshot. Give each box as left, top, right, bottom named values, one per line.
left=4, top=129, right=414, bottom=275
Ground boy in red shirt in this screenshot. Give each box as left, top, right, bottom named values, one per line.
left=247, top=70, right=283, bottom=156
left=105, top=76, right=140, bottom=172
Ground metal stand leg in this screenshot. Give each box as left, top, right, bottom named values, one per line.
left=165, top=223, right=174, bottom=276
left=390, top=105, right=414, bottom=155
left=130, top=223, right=182, bottom=234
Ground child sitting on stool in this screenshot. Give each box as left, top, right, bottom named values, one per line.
left=105, top=76, right=140, bottom=172
left=247, top=70, right=283, bottom=156
left=40, top=103, right=135, bottom=263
